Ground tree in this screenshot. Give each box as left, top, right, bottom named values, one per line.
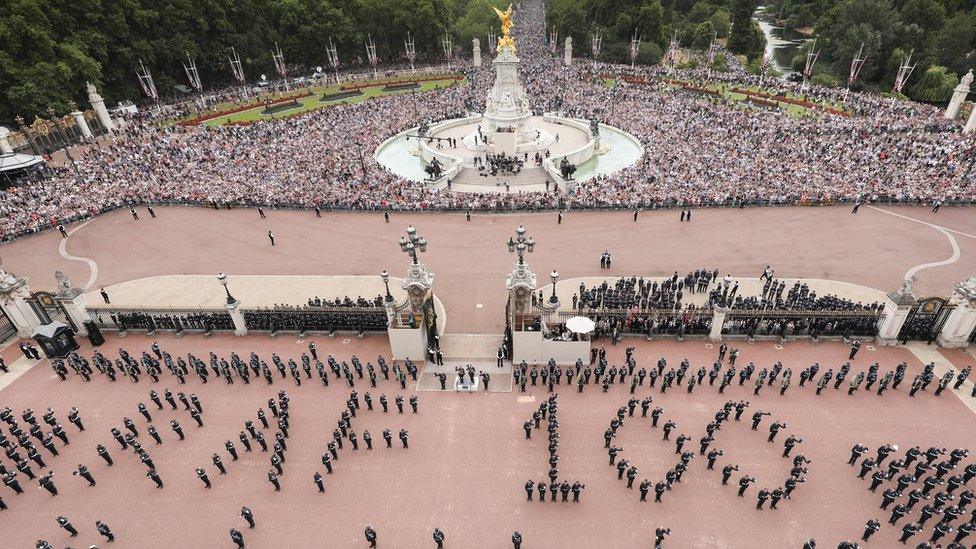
left=910, top=64, right=959, bottom=100
left=900, top=0, right=947, bottom=33
left=636, top=0, right=666, bottom=47
left=728, top=0, right=758, bottom=56
left=692, top=21, right=716, bottom=50
left=936, top=11, right=976, bottom=75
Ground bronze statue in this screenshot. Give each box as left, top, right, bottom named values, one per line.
left=493, top=4, right=517, bottom=53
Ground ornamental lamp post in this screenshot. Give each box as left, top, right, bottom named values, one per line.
left=216, top=272, right=236, bottom=305
left=550, top=270, right=559, bottom=304
left=508, top=225, right=535, bottom=265
left=381, top=270, right=394, bottom=303
left=399, top=225, right=427, bottom=264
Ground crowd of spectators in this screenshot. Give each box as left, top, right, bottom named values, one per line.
left=2, top=0, right=973, bottom=243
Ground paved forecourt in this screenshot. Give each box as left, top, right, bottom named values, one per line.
left=0, top=333, right=974, bottom=547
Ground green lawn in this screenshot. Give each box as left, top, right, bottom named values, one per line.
left=200, top=77, right=465, bottom=127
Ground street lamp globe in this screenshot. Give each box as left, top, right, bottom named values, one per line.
left=550, top=270, right=559, bottom=304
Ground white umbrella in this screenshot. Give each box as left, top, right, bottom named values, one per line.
left=565, top=316, right=595, bottom=334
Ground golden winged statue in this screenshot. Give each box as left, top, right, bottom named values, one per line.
left=493, top=3, right=516, bottom=53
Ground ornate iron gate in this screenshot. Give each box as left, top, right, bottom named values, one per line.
left=0, top=305, right=16, bottom=342
left=898, top=297, right=954, bottom=343
left=27, top=291, right=76, bottom=331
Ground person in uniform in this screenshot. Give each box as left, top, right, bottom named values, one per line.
left=314, top=472, right=325, bottom=493
left=57, top=516, right=78, bottom=537
left=433, top=527, right=445, bottom=548
left=197, top=467, right=211, bottom=489
left=365, top=525, right=378, bottom=547
left=241, top=506, right=255, bottom=529
left=96, top=520, right=115, bottom=542
left=230, top=528, right=245, bottom=549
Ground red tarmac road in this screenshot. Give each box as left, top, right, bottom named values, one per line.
left=0, top=334, right=974, bottom=548
left=1, top=205, right=973, bottom=334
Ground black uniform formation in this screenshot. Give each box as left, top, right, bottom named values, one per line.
left=104, top=311, right=234, bottom=334
left=241, top=306, right=387, bottom=335
left=1, top=405, right=80, bottom=504
left=318, top=388, right=413, bottom=493
left=570, top=269, right=885, bottom=340
left=0, top=406, right=117, bottom=547
left=601, top=396, right=810, bottom=511
left=523, top=395, right=585, bottom=504
left=511, top=343, right=970, bottom=405
left=48, top=342, right=424, bottom=393
left=839, top=443, right=976, bottom=548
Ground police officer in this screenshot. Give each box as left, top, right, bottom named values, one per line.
left=433, top=527, right=445, bottom=548
left=96, top=520, right=115, bottom=542
left=861, top=518, right=880, bottom=541
left=240, top=506, right=255, bottom=528
left=57, top=516, right=78, bottom=537
left=314, top=471, right=325, bottom=492
left=197, top=467, right=211, bottom=489
left=230, top=528, right=245, bottom=549
left=147, top=468, right=163, bottom=488
left=365, top=525, right=378, bottom=547
left=512, top=531, right=522, bottom=549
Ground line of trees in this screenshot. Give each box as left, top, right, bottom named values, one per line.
left=545, top=0, right=766, bottom=67
left=544, top=0, right=976, bottom=102
left=0, top=0, right=509, bottom=123
left=782, top=0, right=976, bottom=101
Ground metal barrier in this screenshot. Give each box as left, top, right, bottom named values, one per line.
left=87, top=306, right=234, bottom=335
left=723, top=309, right=884, bottom=339
left=241, top=307, right=387, bottom=335
left=556, top=308, right=713, bottom=338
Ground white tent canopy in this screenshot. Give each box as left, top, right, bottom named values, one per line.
left=565, top=316, right=595, bottom=334
left=0, top=152, right=44, bottom=173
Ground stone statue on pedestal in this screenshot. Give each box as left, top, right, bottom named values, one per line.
left=946, top=70, right=972, bottom=120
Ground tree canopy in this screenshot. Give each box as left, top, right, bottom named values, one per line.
left=0, top=0, right=506, bottom=122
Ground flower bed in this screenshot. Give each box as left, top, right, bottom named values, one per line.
left=261, top=99, right=302, bottom=115
left=178, top=91, right=314, bottom=126
left=382, top=82, right=422, bottom=92
left=338, top=74, right=463, bottom=92
left=320, top=90, right=365, bottom=102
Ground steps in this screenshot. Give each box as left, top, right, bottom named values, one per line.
left=446, top=166, right=553, bottom=194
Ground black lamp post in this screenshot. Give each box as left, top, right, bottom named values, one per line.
left=550, top=270, right=559, bottom=304
left=381, top=270, right=394, bottom=303
left=507, top=225, right=535, bottom=265
left=398, top=225, right=427, bottom=264
left=216, top=272, right=236, bottom=305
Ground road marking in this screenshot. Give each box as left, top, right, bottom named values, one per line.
left=58, top=219, right=99, bottom=290
left=867, top=207, right=962, bottom=280
left=0, top=355, right=42, bottom=393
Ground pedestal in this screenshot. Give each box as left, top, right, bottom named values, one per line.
left=388, top=325, right=427, bottom=362
left=709, top=307, right=727, bottom=341
left=54, top=288, right=89, bottom=334
left=87, top=82, right=115, bottom=133
left=0, top=273, right=43, bottom=338
left=0, top=127, right=13, bottom=154
left=564, top=37, right=573, bottom=66
left=965, top=105, right=976, bottom=134
left=946, top=71, right=972, bottom=120
left=936, top=278, right=976, bottom=347
left=226, top=300, right=248, bottom=336
left=876, top=292, right=916, bottom=345
left=71, top=111, right=93, bottom=139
